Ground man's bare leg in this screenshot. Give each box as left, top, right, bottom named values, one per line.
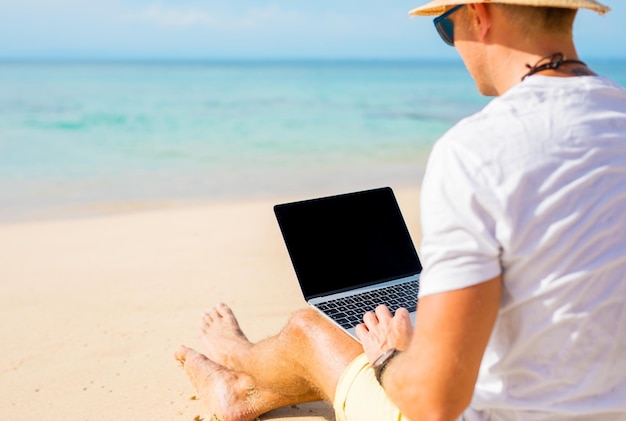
left=175, top=303, right=363, bottom=418
left=175, top=346, right=320, bottom=421
left=198, top=303, right=363, bottom=399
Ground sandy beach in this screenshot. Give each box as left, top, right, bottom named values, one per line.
left=0, top=187, right=421, bottom=421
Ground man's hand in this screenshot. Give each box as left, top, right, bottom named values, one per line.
left=383, top=276, right=502, bottom=419
left=355, top=305, right=413, bottom=363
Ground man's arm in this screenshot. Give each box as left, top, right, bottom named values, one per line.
left=386, top=275, right=501, bottom=420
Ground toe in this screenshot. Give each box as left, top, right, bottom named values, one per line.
left=217, top=302, right=235, bottom=320
left=208, top=306, right=222, bottom=321
left=203, top=311, right=214, bottom=325
left=174, top=345, right=192, bottom=365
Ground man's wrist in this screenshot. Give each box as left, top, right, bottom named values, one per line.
left=372, top=348, right=400, bottom=386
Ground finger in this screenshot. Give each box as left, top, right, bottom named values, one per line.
left=393, top=307, right=413, bottom=331
left=375, top=304, right=393, bottom=321
left=355, top=323, right=377, bottom=347
left=394, top=307, right=409, bottom=319
left=355, top=322, right=369, bottom=337
left=362, top=311, right=379, bottom=327
left=355, top=324, right=384, bottom=363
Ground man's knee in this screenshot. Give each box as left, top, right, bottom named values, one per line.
left=281, top=307, right=333, bottom=343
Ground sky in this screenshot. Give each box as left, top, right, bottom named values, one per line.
left=0, top=0, right=624, bottom=60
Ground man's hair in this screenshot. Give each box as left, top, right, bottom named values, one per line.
left=496, top=5, right=577, bottom=35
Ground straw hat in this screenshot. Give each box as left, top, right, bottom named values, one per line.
left=409, top=0, right=611, bottom=16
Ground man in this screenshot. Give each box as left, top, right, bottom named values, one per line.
left=175, top=1, right=626, bottom=420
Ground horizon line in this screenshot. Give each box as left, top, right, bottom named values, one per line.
left=1, top=56, right=625, bottom=65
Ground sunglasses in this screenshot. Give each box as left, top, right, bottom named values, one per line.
left=433, top=4, right=465, bottom=46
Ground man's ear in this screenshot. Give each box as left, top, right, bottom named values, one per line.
left=467, top=3, right=492, bottom=41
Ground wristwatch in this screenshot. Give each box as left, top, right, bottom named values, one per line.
left=372, top=348, right=399, bottom=385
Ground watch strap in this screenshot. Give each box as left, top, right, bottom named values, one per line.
left=373, top=348, right=399, bottom=385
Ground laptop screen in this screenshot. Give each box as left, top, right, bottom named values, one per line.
left=274, top=187, right=422, bottom=299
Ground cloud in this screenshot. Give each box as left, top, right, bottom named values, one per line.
left=127, top=4, right=219, bottom=27
left=120, top=3, right=313, bottom=31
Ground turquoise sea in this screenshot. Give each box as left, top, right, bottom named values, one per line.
left=1, top=60, right=625, bottom=222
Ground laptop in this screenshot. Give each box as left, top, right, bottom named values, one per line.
left=274, top=186, right=422, bottom=340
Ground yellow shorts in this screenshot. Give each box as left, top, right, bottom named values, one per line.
left=333, top=353, right=409, bottom=421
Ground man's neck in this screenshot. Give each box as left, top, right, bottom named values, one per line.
left=489, top=41, right=585, bottom=95
left=485, top=23, right=580, bottom=95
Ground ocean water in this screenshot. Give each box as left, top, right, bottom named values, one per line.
left=1, top=59, right=625, bottom=222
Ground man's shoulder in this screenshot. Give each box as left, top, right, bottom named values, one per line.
left=440, top=75, right=626, bottom=145
left=429, top=75, right=626, bottom=184
left=434, top=101, right=509, bottom=151
left=501, top=75, right=626, bottom=109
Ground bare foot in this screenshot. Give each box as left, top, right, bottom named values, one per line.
left=174, top=346, right=276, bottom=421
left=200, top=303, right=252, bottom=368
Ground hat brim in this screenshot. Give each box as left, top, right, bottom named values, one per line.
left=409, top=0, right=611, bottom=16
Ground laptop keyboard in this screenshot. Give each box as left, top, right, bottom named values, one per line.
left=315, top=280, right=419, bottom=330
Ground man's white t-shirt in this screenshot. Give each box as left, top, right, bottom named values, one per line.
left=418, top=76, right=626, bottom=419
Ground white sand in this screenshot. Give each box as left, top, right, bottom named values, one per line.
left=0, top=188, right=421, bottom=420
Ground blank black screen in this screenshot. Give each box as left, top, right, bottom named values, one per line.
left=274, top=187, right=422, bottom=299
